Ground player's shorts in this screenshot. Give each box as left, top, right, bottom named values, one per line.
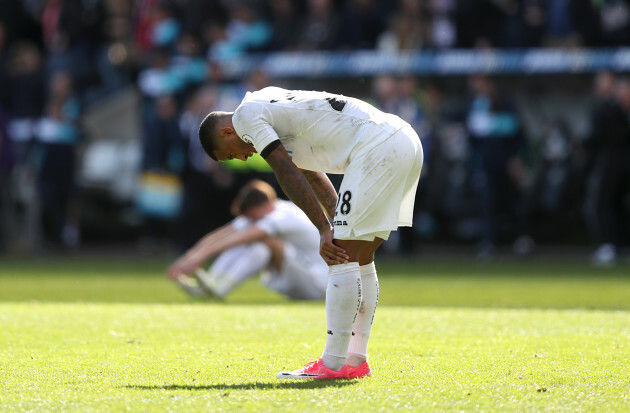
left=333, top=124, right=423, bottom=242
left=262, top=243, right=328, bottom=300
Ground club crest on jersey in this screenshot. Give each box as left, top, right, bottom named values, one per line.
left=242, top=134, right=254, bottom=146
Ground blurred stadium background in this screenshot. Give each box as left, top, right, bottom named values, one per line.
left=0, top=0, right=629, bottom=265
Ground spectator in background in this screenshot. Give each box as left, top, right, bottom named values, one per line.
left=171, top=33, right=208, bottom=94
left=584, top=70, right=616, bottom=258
left=369, top=74, right=399, bottom=114
left=40, top=0, right=107, bottom=93
left=428, top=0, right=457, bottom=49
left=377, top=0, right=429, bottom=51
left=92, top=1, right=136, bottom=100
left=266, top=0, right=304, bottom=51
left=3, top=42, right=44, bottom=253
left=502, top=0, right=546, bottom=48
left=137, top=47, right=185, bottom=99
left=545, top=0, right=579, bottom=47
left=570, top=0, right=630, bottom=47
left=147, top=1, right=181, bottom=51
left=142, top=95, right=184, bottom=173
left=133, top=0, right=162, bottom=54
left=33, top=71, right=81, bottom=249
left=40, top=0, right=69, bottom=74
left=137, top=35, right=207, bottom=154
left=593, top=0, right=630, bottom=46
left=418, top=94, right=474, bottom=243
left=179, top=0, right=227, bottom=42
left=584, top=73, right=630, bottom=266
left=299, top=0, right=340, bottom=50
left=0, top=106, right=14, bottom=254
left=206, top=3, right=272, bottom=62
left=338, top=0, right=387, bottom=49
left=176, top=85, right=236, bottom=250
left=397, top=74, right=427, bottom=137
left=523, top=118, right=577, bottom=244
left=466, top=75, right=526, bottom=259
left=138, top=94, right=186, bottom=246
left=4, top=42, right=44, bottom=149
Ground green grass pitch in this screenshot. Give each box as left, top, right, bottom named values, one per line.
left=1, top=256, right=629, bottom=412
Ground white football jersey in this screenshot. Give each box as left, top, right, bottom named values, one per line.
left=233, top=200, right=321, bottom=254
left=232, top=87, right=409, bottom=173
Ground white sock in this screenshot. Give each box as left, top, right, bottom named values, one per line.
left=347, top=262, right=378, bottom=364
left=321, top=262, right=362, bottom=371
left=204, top=243, right=271, bottom=297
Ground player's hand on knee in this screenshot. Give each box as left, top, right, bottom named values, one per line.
left=320, top=228, right=349, bottom=265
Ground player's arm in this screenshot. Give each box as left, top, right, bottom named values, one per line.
left=166, top=221, right=251, bottom=279
left=186, top=225, right=268, bottom=263
left=262, top=141, right=348, bottom=265
left=300, top=170, right=338, bottom=221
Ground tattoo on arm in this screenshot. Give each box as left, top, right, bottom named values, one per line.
left=264, top=144, right=331, bottom=232
left=301, top=170, right=338, bottom=221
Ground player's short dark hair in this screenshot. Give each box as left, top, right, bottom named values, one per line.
left=231, top=180, right=277, bottom=216
left=198, top=111, right=228, bottom=161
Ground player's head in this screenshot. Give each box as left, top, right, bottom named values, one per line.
left=198, top=111, right=255, bottom=162
left=231, top=179, right=277, bottom=220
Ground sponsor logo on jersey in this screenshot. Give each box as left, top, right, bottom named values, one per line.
left=242, top=134, right=254, bottom=146
left=333, top=220, right=348, bottom=226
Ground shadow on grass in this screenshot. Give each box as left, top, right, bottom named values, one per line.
left=124, top=380, right=358, bottom=391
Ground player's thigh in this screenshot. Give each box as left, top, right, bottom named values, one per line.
left=334, top=126, right=423, bottom=239
left=334, top=238, right=384, bottom=265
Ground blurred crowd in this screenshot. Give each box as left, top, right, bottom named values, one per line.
left=366, top=71, right=630, bottom=265
left=1, top=0, right=630, bottom=264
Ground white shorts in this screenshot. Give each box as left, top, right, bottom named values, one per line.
left=262, top=243, right=328, bottom=300
left=333, top=125, right=423, bottom=242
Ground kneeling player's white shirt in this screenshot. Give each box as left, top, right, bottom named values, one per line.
left=237, top=199, right=321, bottom=254
left=232, top=87, right=409, bottom=174
left=232, top=199, right=328, bottom=298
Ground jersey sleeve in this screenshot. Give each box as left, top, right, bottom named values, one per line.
left=254, top=206, right=296, bottom=237
left=231, top=216, right=252, bottom=231
left=254, top=213, right=281, bottom=236
left=232, top=102, right=280, bottom=155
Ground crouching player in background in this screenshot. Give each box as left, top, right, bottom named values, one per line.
left=167, top=179, right=328, bottom=300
